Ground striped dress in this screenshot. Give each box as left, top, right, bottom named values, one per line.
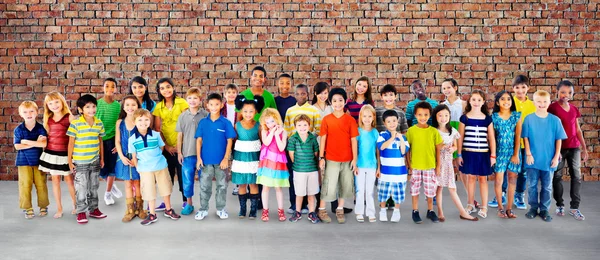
left=231, top=121, right=261, bottom=184
left=39, top=114, right=71, bottom=175
left=256, top=132, right=290, bottom=187
left=459, top=114, right=492, bottom=176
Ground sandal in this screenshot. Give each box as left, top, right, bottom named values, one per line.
left=506, top=209, right=517, bottom=219
left=460, top=215, right=479, bottom=221
left=478, top=207, right=488, bottom=219
left=261, top=209, right=269, bottom=222
left=497, top=208, right=507, bottom=218
left=39, top=207, right=48, bottom=217
left=277, top=208, right=286, bottom=222
left=465, top=204, right=478, bottom=214
left=24, top=208, right=35, bottom=219
left=438, top=216, right=446, bottom=222
left=474, top=200, right=480, bottom=209
left=368, top=216, right=377, bottom=223
left=356, top=214, right=365, bottom=223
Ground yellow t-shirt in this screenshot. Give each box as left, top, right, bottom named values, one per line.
left=152, top=97, right=189, bottom=147
left=513, top=95, right=536, bottom=148
left=406, top=125, right=443, bottom=170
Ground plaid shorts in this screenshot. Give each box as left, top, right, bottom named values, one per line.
left=410, top=169, right=437, bottom=198
left=377, top=181, right=406, bottom=204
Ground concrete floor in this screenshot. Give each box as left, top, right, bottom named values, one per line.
left=0, top=181, right=598, bottom=260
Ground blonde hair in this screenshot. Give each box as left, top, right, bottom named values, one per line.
left=259, top=108, right=283, bottom=129
left=293, top=114, right=311, bottom=126
left=42, top=91, right=72, bottom=130
left=533, top=90, right=550, bottom=100
left=19, top=101, right=38, bottom=112
left=133, top=108, right=152, bottom=120
left=186, top=87, right=203, bottom=98
left=358, top=104, right=376, bottom=128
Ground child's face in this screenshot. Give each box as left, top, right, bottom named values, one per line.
left=104, top=81, right=116, bottom=97
left=295, top=120, right=310, bottom=135
left=278, top=77, right=291, bottom=96
left=412, top=84, right=426, bottom=98
left=251, top=70, right=266, bottom=88
left=131, top=82, right=147, bottom=98
left=80, top=102, right=97, bottom=118
left=533, top=95, right=551, bottom=110
left=469, top=94, right=484, bottom=110
left=415, top=108, right=430, bottom=125
left=512, top=83, right=529, bottom=100
left=186, top=94, right=201, bottom=109
left=241, top=104, right=256, bottom=121
left=497, top=93, right=513, bottom=111
left=225, top=88, right=238, bottom=102
left=123, top=99, right=139, bottom=116
left=384, top=116, right=398, bottom=132
left=441, top=82, right=456, bottom=97
left=381, top=92, right=397, bottom=106
left=436, top=109, right=450, bottom=126
left=355, top=80, right=368, bottom=96
left=264, top=116, right=277, bottom=130
left=361, top=111, right=375, bottom=128
left=295, top=87, right=308, bottom=106
left=134, top=115, right=151, bottom=131
left=158, top=82, right=174, bottom=99
left=206, top=99, right=223, bottom=114
left=330, top=94, right=345, bottom=111
left=19, top=106, right=38, bottom=121
left=46, top=98, right=63, bottom=113
left=317, top=89, right=329, bottom=103
left=557, top=86, right=573, bottom=103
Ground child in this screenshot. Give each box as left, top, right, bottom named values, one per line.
left=375, top=84, right=408, bottom=134
left=175, top=88, right=208, bottom=215
left=549, top=80, right=589, bottom=220
left=377, top=110, right=410, bottom=223
left=275, top=73, right=296, bottom=122
left=39, top=92, right=76, bottom=218
left=96, top=78, right=123, bottom=206
left=129, top=109, right=181, bottom=225
left=522, top=90, right=567, bottom=222
left=221, top=83, right=240, bottom=195
left=491, top=91, right=522, bottom=219
left=346, top=76, right=374, bottom=121
left=406, top=101, right=443, bottom=224
left=67, top=94, right=107, bottom=224
left=355, top=105, right=379, bottom=223
left=257, top=108, right=290, bottom=222
left=239, top=66, right=277, bottom=121
left=114, top=96, right=148, bottom=222
left=406, top=80, right=439, bottom=126
left=129, top=76, right=156, bottom=112
left=311, top=82, right=333, bottom=138
left=457, top=90, right=496, bottom=219
left=231, top=95, right=264, bottom=219
left=287, top=114, right=321, bottom=224
left=14, top=101, right=49, bottom=219
left=432, top=105, right=478, bottom=221
left=317, top=88, right=359, bottom=224
left=153, top=78, right=189, bottom=210
left=195, top=93, right=236, bottom=220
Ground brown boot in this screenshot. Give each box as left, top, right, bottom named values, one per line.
left=135, top=197, right=148, bottom=219
left=122, top=198, right=136, bottom=223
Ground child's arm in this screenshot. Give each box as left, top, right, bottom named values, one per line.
left=274, top=127, right=287, bottom=152
left=114, top=120, right=131, bottom=166
left=351, top=137, right=358, bottom=175
left=511, top=116, right=523, bottom=165
left=99, top=136, right=104, bottom=169
left=457, top=122, right=465, bottom=166
left=575, top=118, right=589, bottom=162
left=319, top=134, right=327, bottom=170
left=551, top=139, right=562, bottom=168
left=375, top=148, right=381, bottom=178
left=68, top=136, right=75, bottom=173
left=288, top=151, right=295, bottom=163
left=177, top=132, right=184, bottom=164
left=405, top=150, right=411, bottom=170
left=487, top=123, right=497, bottom=166
left=261, top=128, right=276, bottom=146
left=19, top=136, right=47, bottom=148
left=220, top=138, right=233, bottom=170
left=196, top=137, right=204, bottom=168
left=435, top=143, right=443, bottom=176
left=131, top=152, right=138, bottom=168
left=378, top=132, right=397, bottom=150
left=524, top=137, right=534, bottom=165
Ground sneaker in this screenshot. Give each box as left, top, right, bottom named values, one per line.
left=515, top=193, right=527, bottom=210
left=155, top=202, right=166, bottom=212
left=76, top=212, right=88, bottom=224
left=569, top=209, right=585, bottom=221
left=525, top=209, right=538, bottom=219
left=111, top=185, right=123, bottom=199
left=182, top=202, right=188, bottom=210
left=300, top=208, right=309, bottom=214
left=287, top=207, right=295, bottom=214
left=216, top=209, right=229, bottom=219
left=104, top=192, right=115, bottom=206
left=307, top=212, right=320, bottom=224
left=141, top=213, right=158, bottom=226
left=89, top=208, right=107, bottom=219
left=426, top=210, right=439, bottom=223
left=412, top=210, right=423, bottom=224
left=391, top=209, right=401, bottom=222
left=195, top=210, right=208, bottom=220
left=181, top=204, right=194, bottom=215
left=232, top=185, right=239, bottom=196
left=164, top=209, right=181, bottom=220
left=539, top=210, right=552, bottom=222
left=318, top=209, right=331, bottom=223
left=379, top=209, right=388, bottom=222
left=335, top=208, right=345, bottom=224
left=488, top=197, right=499, bottom=208
left=289, top=211, right=302, bottom=222
left=555, top=206, right=565, bottom=216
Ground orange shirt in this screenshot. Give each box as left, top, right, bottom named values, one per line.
left=320, top=113, right=359, bottom=162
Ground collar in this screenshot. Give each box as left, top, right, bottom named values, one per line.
left=133, top=129, right=153, bottom=148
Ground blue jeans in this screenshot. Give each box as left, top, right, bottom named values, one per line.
left=182, top=156, right=199, bottom=199
left=502, top=148, right=527, bottom=194
left=526, top=168, right=552, bottom=212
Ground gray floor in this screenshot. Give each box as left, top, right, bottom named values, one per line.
left=0, top=181, right=599, bottom=260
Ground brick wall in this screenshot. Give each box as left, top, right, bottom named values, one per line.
left=0, top=0, right=598, bottom=180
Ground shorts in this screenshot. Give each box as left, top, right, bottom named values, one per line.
left=321, top=160, right=354, bottom=202
left=377, top=181, right=406, bottom=204
left=100, top=138, right=117, bottom=179
left=293, top=171, right=319, bottom=196
left=139, top=168, right=173, bottom=201
left=410, top=169, right=437, bottom=198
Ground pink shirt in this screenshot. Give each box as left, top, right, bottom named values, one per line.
left=548, top=102, right=581, bottom=149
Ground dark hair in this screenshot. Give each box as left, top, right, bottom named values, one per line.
left=235, top=94, right=265, bottom=113
left=207, top=93, right=223, bottom=103
left=278, top=73, right=292, bottom=80
left=379, top=84, right=397, bottom=96
left=432, top=104, right=453, bottom=133
left=443, top=78, right=459, bottom=95
left=118, top=95, right=141, bottom=120
left=413, top=101, right=432, bottom=116
left=129, top=76, right=154, bottom=111
left=76, top=94, right=97, bottom=110
left=512, top=75, right=529, bottom=87
left=104, top=78, right=117, bottom=86
left=411, top=80, right=425, bottom=92
left=352, top=76, right=373, bottom=104
left=156, top=77, right=177, bottom=102
left=556, top=80, right=574, bottom=91
left=295, top=83, right=308, bottom=92
left=328, top=88, right=347, bottom=103
left=251, top=66, right=267, bottom=78
left=225, top=83, right=238, bottom=92
left=382, top=110, right=399, bottom=122
left=312, top=82, right=330, bottom=105
left=465, top=89, right=489, bottom=116
left=492, top=90, right=516, bottom=113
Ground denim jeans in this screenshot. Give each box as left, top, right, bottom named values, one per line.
left=182, top=156, right=199, bottom=199
left=552, top=148, right=582, bottom=209
left=502, top=148, right=527, bottom=194
left=199, top=164, right=227, bottom=211
left=75, top=160, right=101, bottom=213
left=526, top=168, right=552, bottom=212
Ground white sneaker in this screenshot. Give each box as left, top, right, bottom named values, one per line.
left=104, top=192, right=115, bottom=206
left=391, top=209, right=401, bottom=222
left=232, top=185, right=239, bottom=195
left=287, top=208, right=295, bottom=214
left=379, top=209, right=388, bottom=222
left=111, top=185, right=123, bottom=199
left=195, top=210, right=208, bottom=220
left=216, top=210, right=229, bottom=219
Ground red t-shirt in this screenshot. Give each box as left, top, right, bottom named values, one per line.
left=548, top=102, right=581, bottom=149
left=319, top=113, right=359, bottom=162
left=46, top=114, right=70, bottom=152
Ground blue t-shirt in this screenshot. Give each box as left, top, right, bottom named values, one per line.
left=377, top=131, right=410, bottom=182
left=195, top=115, right=237, bottom=165
left=128, top=130, right=168, bottom=172
left=521, top=113, right=567, bottom=172
left=357, top=128, right=379, bottom=169
left=275, top=96, right=297, bottom=123
left=142, top=100, right=157, bottom=113
left=14, top=122, right=47, bottom=166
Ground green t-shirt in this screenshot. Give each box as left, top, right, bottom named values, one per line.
left=240, top=88, right=277, bottom=121
left=287, top=132, right=319, bottom=173
left=96, top=98, right=121, bottom=140
left=406, top=125, right=442, bottom=170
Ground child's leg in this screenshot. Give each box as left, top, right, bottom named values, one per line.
left=423, top=169, right=436, bottom=211
left=87, top=161, right=102, bottom=211
left=410, top=170, right=423, bottom=210
left=17, top=166, right=34, bottom=210
left=478, top=176, right=489, bottom=211
left=355, top=168, right=367, bottom=215
left=540, top=170, right=553, bottom=212
left=181, top=156, right=197, bottom=206
left=448, top=188, right=474, bottom=218
left=239, top=184, right=248, bottom=195
left=140, top=171, right=158, bottom=214
left=275, top=187, right=284, bottom=209
left=106, top=176, right=115, bottom=193
left=261, top=186, right=270, bottom=209
left=365, top=169, right=376, bottom=217
left=214, top=167, right=227, bottom=211
left=32, top=168, right=49, bottom=209
left=319, top=161, right=341, bottom=210
left=295, top=195, right=303, bottom=212
left=436, top=186, right=443, bottom=216
left=147, top=199, right=156, bottom=215
left=125, top=180, right=134, bottom=199
left=467, top=174, right=477, bottom=206
left=308, top=195, right=316, bottom=212
left=494, top=172, right=505, bottom=209
left=506, top=171, right=518, bottom=210
left=526, top=169, right=540, bottom=210
left=74, top=164, right=90, bottom=213
left=51, top=175, right=63, bottom=216
left=199, top=165, right=214, bottom=212
left=565, top=149, right=582, bottom=209
left=249, top=184, right=259, bottom=194
left=64, top=174, right=76, bottom=214
left=155, top=168, right=174, bottom=210
left=337, top=161, right=355, bottom=209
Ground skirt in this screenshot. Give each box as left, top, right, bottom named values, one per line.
left=459, top=150, right=492, bottom=176
left=38, top=150, right=70, bottom=176
left=115, top=155, right=140, bottom=181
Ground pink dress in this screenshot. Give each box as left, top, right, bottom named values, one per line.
left=437, top=128, right=460, bottom=188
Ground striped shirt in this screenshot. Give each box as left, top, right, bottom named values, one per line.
left=345, top=99, right=373, bottom=121
left=128, top=129, right=167, bottom=172
left=460, top=115, right=492, bottom=152
left=377, top=131, right=410, bottom=182
left=283, top=103, right=321, bottom=136
left=96, top=98, right=120, bottom=140
left=287, top=132, right=319, bottom=173
left=66, top=116, right=105, bottom=164
left=14, top=122, right=47, bottom=166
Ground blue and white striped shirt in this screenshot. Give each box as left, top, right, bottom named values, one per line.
left=377, top=131, right=410, bottom=182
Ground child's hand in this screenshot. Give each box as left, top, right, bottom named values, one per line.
left=526, top=155, right=534, bottom=165
left=220, top=158, right=229, bottom=170
left=111, top=147, right=117, bottom=154
left=510, top=154, right=520, bottom=165
left=119, top=155, right=132, bottom=166
left=351, top=160, right=358, bottom=175
left=457, top=157, right=463, bottom=167
left=196, top=158, right=204, bottom=169
left=376, top=169, right=381, bottom=178
left=177, top=153, right=184, bottom=165
left=582, top=149, right=589, bottom=162
left=551, top=156, right=559, bottom=168
left=100, top=160, right=105, bottom=169
left=37, top=135, right=47, bottom=142
left=166, top=146, right=177, bottom=156
left=490, top=157, right=496, bottom=167
left=319, top=158, right=325, bottom=170
left=69, top=162, right=76, bottom=174
left=275, top=125, right=284, bottom=135
left=131, top=158, right=138, bottom=168
left=435, top=166, right=441, bottom=176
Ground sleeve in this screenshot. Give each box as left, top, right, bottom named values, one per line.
left=521, top=116, right=530, bottom=139
left=175, top=113, right=184, bottom=133
left=349, top=118, right=359, bottom=138
left=194, top=120, right=204, bottom=139
left=312, top=109, right=321, bottom=135
left=376, top=132, right=387, bottom=150
left=312, top=137, right=319, bottom=153
left=287, top=137, right=296, bottom=152
left=225, top=120, right=237, bottom=139
left=555, top=117, right=567, bottom=140
left=434, top=128, right=443, bottom=145
left=459, top=114, right=467, bottom=125
left=574, top=105, right=581, bottom=118
left=402, top=134, right=410, bottom=152
left=179, top=98, right=189, bottom=112
left=66, top=122, right=78, bottom=137
left=13, top=126, right=22, bottom=145
left=452, top=128, right=461, bottom=140
left=405, top=101, right=414, bottom=126
left=405, top=127, right=412, bottom=145
left=127, top=135, right=136, bottom=153
left=319, top=116, right=328, bottom=136
left=98, top=122, right=105, bottom=137
left=399, top=111, right=409, bottom=133
left=157, top=131, right=166, bottom=147
left=152, top=102, right=162, bottom=117
left=283, top=111, right=292, bottom=135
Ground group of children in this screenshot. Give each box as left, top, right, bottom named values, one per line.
left=14, top=67, right=589, bottom=226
